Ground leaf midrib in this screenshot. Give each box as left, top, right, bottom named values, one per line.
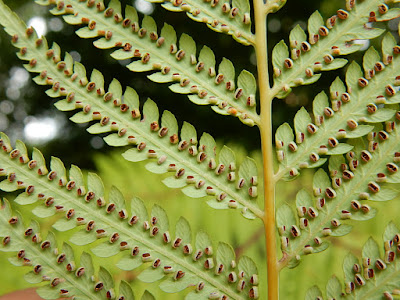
left=0, top=213, right=94, bottom=299
left=270, top=1, right=379, bottom=97
left=357, top=262, right=400, bottom=299
left=46, top=50, right=264, bottom=219
left=66, top=0, right=261, bottom=124
left=0, top=11, right=247, bottom=297
left=285, top=128, right=400, bottom=266
left=3, top=5, right=263, bottom=220
left=181, top=0, right=255, bottom=45
left=275, top=54, right=399, bottom=181
left=1, top=153, right=245, bottom=300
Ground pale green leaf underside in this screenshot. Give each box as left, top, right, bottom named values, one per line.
left=271, top=1, right=400, bottom=99
left=35, top=0, right=260, bottom=126
left=0, top=200, right=133, bottom=300
left=146, top=0, right=254, bottom=46
left=304, top=286, right=322, bottom=300
left=0, top=134, right=259, bottom=300
left=275, top=32, right=400, bottom=181
left=278, top=122, right=400, bottom=268
left=308, top=222, right=400, bottom=300
left=0, top=4, right=262, bottom=219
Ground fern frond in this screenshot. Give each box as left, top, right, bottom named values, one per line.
left=33, top=0, right=259, bottom=126
left=0, top=136, right=259, bottom=299
left=145, top=0, right=255, bottom=46
left=277, top=122, right=400, bottom=268
left=0, top=1, right=262, bottom=219
left=142, top=290, right=156, bottom=300
left=271, top=1, right=400, bottom=99
left=305, top=221, right=400, bottom=299
left=0, top=199, right=137, bottom=300
left=275, top=33, right=400, bottom=181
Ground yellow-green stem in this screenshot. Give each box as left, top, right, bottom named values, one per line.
left=253, top=0, right=279, bottom=299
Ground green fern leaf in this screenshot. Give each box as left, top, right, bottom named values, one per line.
left=0, top=137, right=259, bottom=299
left=0, top=2, right=262, bottom=219
left=142, top=290, right=156, bottom=300
left=275, top=33, right=400, bottom=181
left=278, top=122, right=400, bottom=268
left=308, top=221, right=400, bottom=299
left=304, top=286, right=322, bottom=300
left=33, top=0, right=259, bottom=126
left=146, top=0, right=254, bottom=46
left=271, top=1, right=400, bottom=99
left=0, top=199, right=136, bottom=299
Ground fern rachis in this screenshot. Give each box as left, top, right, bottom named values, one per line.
left=1, top=0, right=400, bottom=299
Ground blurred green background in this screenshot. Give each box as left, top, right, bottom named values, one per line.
left=1, top=0, right=400, bottom=299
